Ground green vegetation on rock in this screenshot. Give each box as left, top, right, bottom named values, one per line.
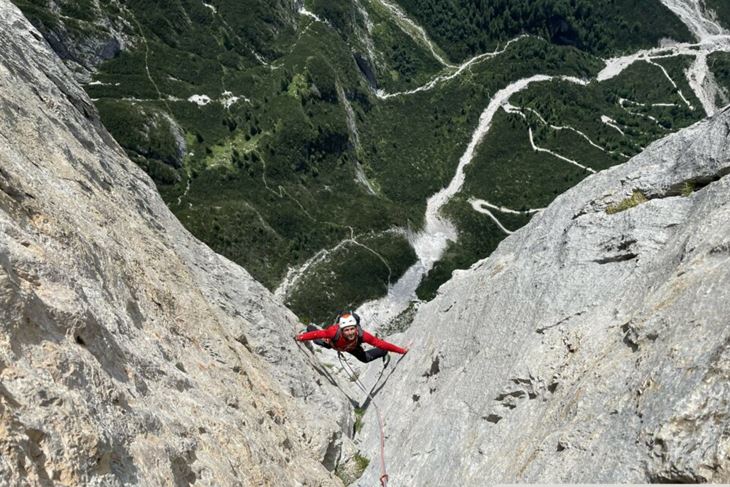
left=354, top=407, right=366, bottom=433
left=606, top=190, right=648, bottom=214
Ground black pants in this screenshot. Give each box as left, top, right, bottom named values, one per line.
left=306, top=325, right=388, bottom=363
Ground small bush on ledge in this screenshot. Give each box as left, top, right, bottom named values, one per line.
left=606, top=190, right=648, bottom=214
left=335, top=453, right=370, bottom=484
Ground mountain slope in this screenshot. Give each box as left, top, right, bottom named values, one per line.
left=13, top=0, right=730, bottom=324
left=357, top=107, right=730, bottom=484
left=392, top=0, right=693, bottom=61
left=2, top=2, right=729, bottom=484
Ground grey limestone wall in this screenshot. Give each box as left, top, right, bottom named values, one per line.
left=357, top=106, right=730, bottom=485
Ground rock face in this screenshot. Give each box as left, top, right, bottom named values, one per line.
left=22, top=0, right=132, bottom=83
left=3, top=0, right=730, bottom=484
left=0, top=2, right=354, bottom=485
left=357, top=108, right=730, bottom=483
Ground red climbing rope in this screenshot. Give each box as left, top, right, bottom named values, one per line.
left=293, top=341, right=389, bottom=483
left=295, top=333, right=411, bottom=486
left=338, top=353, right=389, bottom=487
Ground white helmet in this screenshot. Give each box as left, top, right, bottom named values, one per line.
left=338, top=313, right=358, bottom=329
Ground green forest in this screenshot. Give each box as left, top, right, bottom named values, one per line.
left=394, top=0, right=692, bottom=61
left=11, top=0, right=729, bottom=323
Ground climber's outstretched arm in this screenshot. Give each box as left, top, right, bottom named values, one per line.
left=362, top=332, right=408, bottom=354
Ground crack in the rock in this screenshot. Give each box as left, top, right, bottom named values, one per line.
left=536, top=311, right=585, bottom=334
left=593, top=252, right=638, bottom=264
left=661, top=166, right=730, bottom=198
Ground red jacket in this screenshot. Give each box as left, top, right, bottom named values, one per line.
left=296, top=325, right=407, bottom=354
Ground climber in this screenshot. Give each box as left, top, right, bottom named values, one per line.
left=295, top=311, right=408, bottom=363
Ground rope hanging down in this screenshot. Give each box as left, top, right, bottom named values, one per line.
left=338, top=352, right=390, bottom=487
left=293, top=336, right=410, bottom=486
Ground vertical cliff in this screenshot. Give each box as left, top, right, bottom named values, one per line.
left=0, top=2, right=353, bottom=485
left=357, top=106, right=730, bottom=484
left=3, top=1, right=730, bottom=485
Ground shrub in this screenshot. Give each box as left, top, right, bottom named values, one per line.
left=354, top=453, right=369, bottom=472
left=354, top=407, right=365, bottom=434
left=681, top=181, right=695, bottom=197
left=606, top=190, right=648, bottom=214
